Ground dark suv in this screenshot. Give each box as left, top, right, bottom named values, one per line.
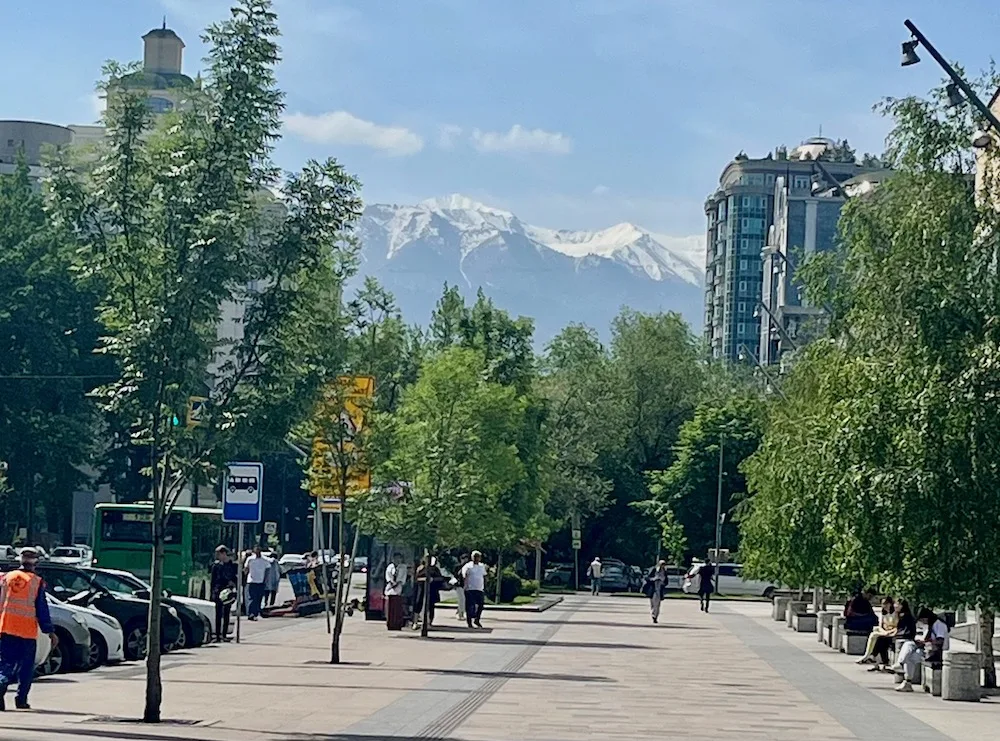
left=34, top=563, right=183, bottom=660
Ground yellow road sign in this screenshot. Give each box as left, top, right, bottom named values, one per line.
left=309, top=376, right=375, bottom=497
left=186, top=396, right=209, bottom=428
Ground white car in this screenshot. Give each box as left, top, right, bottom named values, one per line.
left=49, top=546, right=92, bottom=566
left=49, top=595, right=125, bottom=669
left=34, top=628, right=52, bottom=668
left=683, top=562, right=776, bottom=599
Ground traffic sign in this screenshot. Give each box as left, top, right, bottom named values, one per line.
left=186, top=396, right=209, bottom=428
left=572, top=538, right=582, bottom=550
left=223, top=461, right=263, bottom=523
left=571, top=528, right=581, bottom=540
left=319, top=496, right=342, bottom=513
left=264, top=521, right=277, bottom=535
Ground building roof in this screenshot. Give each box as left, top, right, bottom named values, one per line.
left=116, top=70, right=196, bottom=91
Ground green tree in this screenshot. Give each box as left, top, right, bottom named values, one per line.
left=646, top=392, right=764, bottom=561
left=47, top=1, right=362, bottom=719
left=355, top=347, right=530, bottom=625
left=0, top=158, right=111, bottom=543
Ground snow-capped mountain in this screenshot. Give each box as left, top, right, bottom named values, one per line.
left=354, top=195, right=704, bottom=343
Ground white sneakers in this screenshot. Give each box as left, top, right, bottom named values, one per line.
left=894, top=680, right=914, bottom=692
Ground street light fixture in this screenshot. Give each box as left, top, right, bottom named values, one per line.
left=945, top=82, right=964, bottom=109
left=736, top=343, right=788, bottom=401
left=754, top=300, right=799, bottom=352
left=901, top=20, right=1000, bottom=137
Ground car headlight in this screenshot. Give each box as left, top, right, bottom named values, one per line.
left=94, top=613, right=120, bottom=630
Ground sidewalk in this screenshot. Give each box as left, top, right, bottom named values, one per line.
left=1, top=595, right=996, bottom=740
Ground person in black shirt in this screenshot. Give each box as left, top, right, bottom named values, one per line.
left=210, top=545, right=238, bottom=642
left=697, top=558, right=715, bottom=613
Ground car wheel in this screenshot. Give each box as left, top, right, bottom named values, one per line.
left=87, top=630, right=108, bottom=670
left=37, top=640, right=64, bottom=676
left=763, top=586, right=775, bottom=601
left=171, top=621, right=189, bottom=650
left=124, top=622, right=148, bottom=661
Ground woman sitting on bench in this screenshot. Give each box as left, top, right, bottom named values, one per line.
left=893, top=606, right=949, bottom=693
left=857, top=596, right=897, bottom=669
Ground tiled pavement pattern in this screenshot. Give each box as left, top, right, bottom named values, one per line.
left=1, top=593, right=994, bottom=741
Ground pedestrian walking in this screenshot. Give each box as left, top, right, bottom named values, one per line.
left=264, top=551, right=281, bottom=608
left=461, top=551, right=487, bottom=629
left=244, top=545, right=269, bottom=621
left=696, top=557, right=715, bottom=613
left=0, top=548, right=57, bottom=711
left=413, top=557, right=444, bottom=630
left=454, top=554, right=469, bottom=621
left=644, top=560, right=669, bottom=624
left=209, top=545, right=238, bottom=641
left=384, top=553, right=406, bottom=631
left=588, top=556, right=602, bottom=596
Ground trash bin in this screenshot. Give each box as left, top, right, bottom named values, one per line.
left=942, top=652, right=981, bottom=702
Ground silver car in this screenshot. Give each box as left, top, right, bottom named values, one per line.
left=38, top=600, right=92, bottom=675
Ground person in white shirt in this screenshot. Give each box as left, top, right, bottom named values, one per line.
left=244, top=545, right=270, bottom=620
left=461, top=551, right=487, bottom=628
left=384, top=553, right=406, bottom=630
left=588, top=557, right=602, bottom=596
left=894, top=607, right=950, bottom=692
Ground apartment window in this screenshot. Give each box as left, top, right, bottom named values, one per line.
left=739, top=281, right=747, bottom=292
left=5, top=139, right=13, bottom=148
left=738, top=302, right=747, bottom=314
left=794, top=175, right=810, bottom=190
left=739, top=259, right=748, bottom=270
left=765, top=174, right=775, bottom=186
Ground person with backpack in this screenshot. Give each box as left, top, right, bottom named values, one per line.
left=644, top=560, right=669, bottom=623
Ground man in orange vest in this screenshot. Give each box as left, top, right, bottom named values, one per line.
left=0, top=547, right=56, bottom=711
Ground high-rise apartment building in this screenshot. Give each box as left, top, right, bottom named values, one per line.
left=704, top=137, right=878, bottom=361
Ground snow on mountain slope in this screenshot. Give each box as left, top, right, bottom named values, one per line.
left=354, top=194, right=705, bottom=341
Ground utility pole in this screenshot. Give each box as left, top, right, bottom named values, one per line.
left=715, top=432, right=724, bottom=579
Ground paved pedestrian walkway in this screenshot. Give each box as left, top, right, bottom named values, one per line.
left=0, top=594, right=995, bottom=740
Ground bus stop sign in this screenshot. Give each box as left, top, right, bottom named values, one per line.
left=223, top=461, right=264, bottom=523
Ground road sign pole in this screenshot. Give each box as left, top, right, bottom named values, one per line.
left=236, top=522, right=244, bottom=644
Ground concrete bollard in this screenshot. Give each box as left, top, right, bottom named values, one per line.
left=772, top=596, right=791, bottom=621
left=831, top=616, right=846, bottom=651
left=942, top=652, right=981, bottom=702
left=816, top=612, right=835, bottom=644
left=792, top=612, right=818, bottom=633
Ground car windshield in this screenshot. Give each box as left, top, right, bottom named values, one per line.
left=52, top=548, right=82, bottom=558
left=90, top=570, right=144, bottom=594
left=604, top=566, right=624, bottom=576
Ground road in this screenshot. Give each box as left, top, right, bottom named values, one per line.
left=1, top=594, right=996, bottom=740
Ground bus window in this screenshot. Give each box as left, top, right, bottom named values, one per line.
left=100, top=510, right=183, bottom=544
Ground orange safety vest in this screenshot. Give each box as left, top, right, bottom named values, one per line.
left=0, top=569, right=41, bottom=639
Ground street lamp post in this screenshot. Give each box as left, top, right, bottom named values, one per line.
left=737, top=343, right=788, bottom=401
left=754, top=300, right=799, bottom=353
left=902, top=20, right=1000, bottom=136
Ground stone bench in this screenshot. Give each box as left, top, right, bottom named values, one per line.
left=772, top=596, right=791, bottom=622
left=922, top=663, right=942, bottom=697
left=791, top=612, right=817, bottom=633
left=786, top=600, right=811, bottom=628
left=842, top=631, right=869, bottom=655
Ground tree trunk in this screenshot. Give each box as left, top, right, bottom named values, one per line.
left=330, top=511, right=347, bottom=663
left=420, top=548, right=431, bottom=638
left=143, top=508, right=165, bottom=722
left=980, top=607, right=997, bottom=689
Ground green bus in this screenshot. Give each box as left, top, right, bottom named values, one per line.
left=92, top=503, right=235, bottom=597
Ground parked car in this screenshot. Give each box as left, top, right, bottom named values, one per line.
left=598, top=563, right=631, bottom=592
left=543, top=563, right=574, bottom=588
left=353, top=556, right=369, bottom=574
left=49, top=546, right=92, bottom=566
left=682, top=561, right=775, bottom=599
left=627, top=566, right=644, bottom=592
left=0, top=560, right=90, bottom=675
left=39, top=599, right=92, bottom=675
left=15, top=546, right=49, bottom=560
left=86, top=567, right=213, bottom=648
left=33, top=562, right=183, bottom=660
left=0, top=545, right=17, bottom=560
left=48, top=594, right=125, bottom=670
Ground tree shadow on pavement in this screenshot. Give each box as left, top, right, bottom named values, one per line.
left=414, top=665, right=613, bottom=683
left=516, top=619, right=710, bottom=630
left=430, top=636, right=658, bottom=650
left=6, top=726, right=553, bottom=741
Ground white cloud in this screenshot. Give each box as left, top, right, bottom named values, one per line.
left=470, top=124, right=573, bottom=155
left=592, top=184, right=610, bottom=196
left=438, top=124, right=464, bottom=149
left=284, top=111, right=424, bottom=156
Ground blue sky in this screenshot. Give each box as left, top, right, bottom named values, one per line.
left=3, top=0, right=999, bottom=237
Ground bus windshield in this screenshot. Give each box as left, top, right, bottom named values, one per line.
left=99, top=510, right=183, bottom=545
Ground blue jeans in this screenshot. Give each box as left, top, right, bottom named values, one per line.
left=0, top=634, right=37, bottom=703
left=591, top=578, right=601, bottom=595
